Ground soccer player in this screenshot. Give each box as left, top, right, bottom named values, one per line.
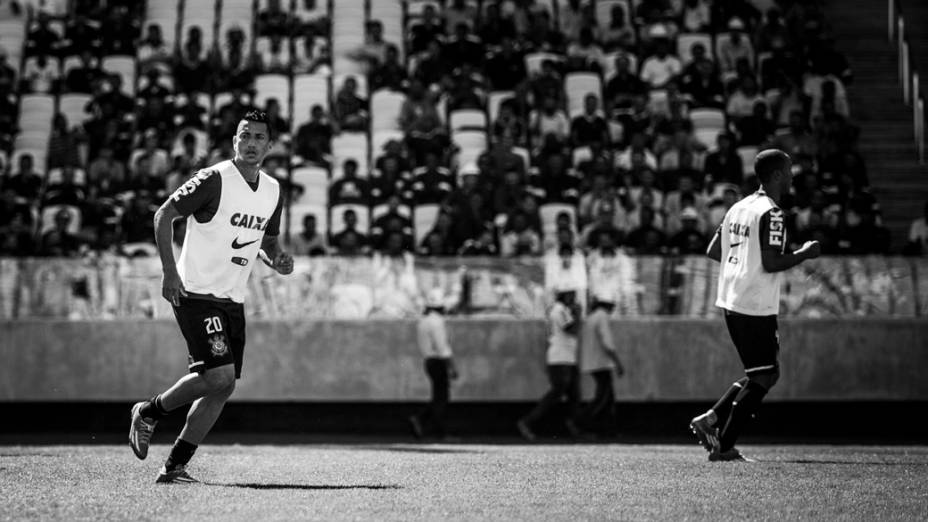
left=690, top=149, right=820, bottom=462
left=408, top=288, right=458, bottom=440
left=517, top=279, right=583, bottom=442
left=128, top=110, right=294, bottom=483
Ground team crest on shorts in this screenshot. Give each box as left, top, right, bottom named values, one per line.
left=208, top=334, right=228, bottom=356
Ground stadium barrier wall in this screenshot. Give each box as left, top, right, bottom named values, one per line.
left=1, top=318, right=925, bottom=402
left=1, top=255, right=926, bottom=320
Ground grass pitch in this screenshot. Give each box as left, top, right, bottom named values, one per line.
left=1, top=443, right=927, bottom=521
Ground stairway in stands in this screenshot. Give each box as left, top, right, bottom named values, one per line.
left=823, top=0, right=928, bottom=249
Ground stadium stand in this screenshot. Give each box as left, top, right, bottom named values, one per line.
left=0, top=0, right=921, bottom=259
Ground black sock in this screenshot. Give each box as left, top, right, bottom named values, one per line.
left=139, top=395, right=169, bottom=420
left=711, top=377, right=749, bottom=426
left=719, top=381, right=768, bottom=452
left=165, top=439, right=198, bottom=471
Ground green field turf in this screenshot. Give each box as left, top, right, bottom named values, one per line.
left=2, top=444, right=927, bottom=521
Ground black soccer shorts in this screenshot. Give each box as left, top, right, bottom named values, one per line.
left=723, top=310, right=780, bottom=376
left=172, top=296, right=246, bottom=379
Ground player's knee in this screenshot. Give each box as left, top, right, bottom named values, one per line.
left=749, top=370, right=779, bottom=391
left=203, top=366, right=236, bottom=394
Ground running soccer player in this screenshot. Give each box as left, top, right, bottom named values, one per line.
left=128, top=110, right=294, bottom=483
left=690, top=149, right=820, bottom=462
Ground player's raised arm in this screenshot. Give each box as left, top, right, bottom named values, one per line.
left=153, top=199, right=187, bottom=306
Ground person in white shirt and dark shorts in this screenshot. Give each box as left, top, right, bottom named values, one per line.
left=517, top=276, right=583, bottom=442
left=409, top=288, right=458, bottom=439
left=690, top=149, right=820, bottom=462
left=127, top=111, right=294, bottom=483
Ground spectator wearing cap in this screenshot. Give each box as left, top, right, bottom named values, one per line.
left=718, top=18, right=754, bottom=74
left=330, top=159, right=370, bottom=206
left=668, top=207, right=708, bottom=254
left=581, top=201, right=624, bottom=250
left=570, top=94, right=610, bottom=149
left=331, top=209, right=370, bottom=255
left=640, top=38, right=682, bottom=89
left=408, top=287, right=459, bottom=440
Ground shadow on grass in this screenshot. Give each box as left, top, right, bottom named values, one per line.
left=206, top=482, right=402, bottom=490
left=355, top=445, right=485, bottom=455
left=768, top=459, right=928, bottom=466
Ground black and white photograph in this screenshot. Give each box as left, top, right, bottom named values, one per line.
left=1, top=0, right=927, bottom=519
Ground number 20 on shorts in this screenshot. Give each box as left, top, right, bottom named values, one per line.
left=204, top=316, right=223, bottom=334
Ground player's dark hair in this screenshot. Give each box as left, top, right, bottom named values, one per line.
left=240, top=110, right=274, bottom=141
left=754, top=149, right=791, bottom=184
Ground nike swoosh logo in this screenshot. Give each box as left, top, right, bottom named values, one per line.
left=730, top=242, right=743, bottom=247
left=231, top=237, right=260, bottom=249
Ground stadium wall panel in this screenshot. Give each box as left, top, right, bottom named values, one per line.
left=0, top=319, right=925, bottom=402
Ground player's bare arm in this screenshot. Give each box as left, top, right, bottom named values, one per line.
left=153, top=200, right=187, bottom=306
left=706, top=227, right=722, bottom=262
left=761, top=240, right=821, bottom=273
left=260, top=234, right=294, bottom=275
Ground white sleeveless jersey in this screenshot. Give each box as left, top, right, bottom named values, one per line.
left=715, top=190, right=786, bottom=316
left=171, top=160, right=282, bottom=303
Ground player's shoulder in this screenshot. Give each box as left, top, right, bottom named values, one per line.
left=258, top=169, right=281, bottom=188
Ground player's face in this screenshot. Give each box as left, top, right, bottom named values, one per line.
left=233, top=121, right=272, bottom=167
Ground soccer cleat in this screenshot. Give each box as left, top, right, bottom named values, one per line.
left=516, top=419, right=537, bottom=442
left=708, top=448, right=756, bottom=463
left=129, top=402, right=157, bottom=460
left=155, top=465, right=200, bottom=484
left=689, top=413, right=719, bottom=453
left=408, top=416, right=424, bottom=439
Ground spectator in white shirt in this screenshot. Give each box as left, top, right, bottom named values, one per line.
left=640, top=40, right=682, bottom=88
left=578, top=298, right=624, bottom=436
left=517, top=277, right=583, bottom=441
left=409, top=288, right=459, bottom=440
left=718, top=19, right=754, bottom=74
left=23, top=54, right=58, bottom=93
left=904, top=201, right=928, bottom=256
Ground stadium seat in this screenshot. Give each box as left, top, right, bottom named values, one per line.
left=13, top=131, right=50, bottom=152
left=291, top=166, right=330, bottom=207
left=452, top=130, right=487, bottom=169
left=413, top=203, right=440, bottom=243
left=11, top=148, right=46, bottom=174
left=371, top=89, right=406, bottom=131
left=286, top=203, right=328, bottom=239
left=39, top=204, right=81, bottom=235
left=254, top=74, right=291, bottom=119
left=737, top=146, right=758, bottom=178
left=255, top=36, right=292, bottom=70
left=565, top=72, right=602, bottom=117
left=46, top=167, right=87, bottom=186
left=690, top=108, right=726, bottom=130
left=330, top=203, right=370, bottom=234
left=101, top=55, right=137, bottom=94
left=18, top=94, right=54, bottom=132
left=449, top=109, right=487, bottom=131
left=406, top=0, right=441, bottom=18
left=540, top=203, right=578, bottom=238
left=488, top=91, right=514, bottom=124
left=292, top=74, right=330, bottom=131
left=61, top=55, right=84, bottom=76
left=694, top=128, right=723, bottom=149
left=595, top=0, right=631, bottom=34
left=677, top=33, right=714, bottom=64
left=525, top=52, right=565, bottom=76
left=332, top=132, right=370, bottom=176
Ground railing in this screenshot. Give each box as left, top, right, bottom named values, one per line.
left=890, top=0, right=926, bottom=163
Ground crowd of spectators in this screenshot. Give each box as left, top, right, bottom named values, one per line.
left=0, top=0, right=915, bottom=260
